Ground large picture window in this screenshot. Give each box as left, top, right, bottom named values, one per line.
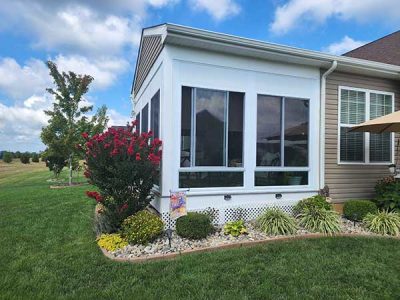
left=256, top=95, right=309, bottom=186
left=339, top=87, right=393, bottom=163
left=180, top=86, right=244, bottom=188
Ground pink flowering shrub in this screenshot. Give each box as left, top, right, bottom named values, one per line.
left=83, top=121, right=162, bottom=227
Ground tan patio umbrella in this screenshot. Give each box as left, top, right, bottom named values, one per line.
left=350, top=110, right=400, bottom=133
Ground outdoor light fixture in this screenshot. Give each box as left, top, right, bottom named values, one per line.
left=353, top=213, right=358, bottom=227
left=389, top=164, right=396, bottom=175
left=165, top=228, right=173, bottom=248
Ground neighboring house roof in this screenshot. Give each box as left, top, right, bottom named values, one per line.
left=343, top=31, right=400, bottom=66
left=132, top=24, right=400, bottom=97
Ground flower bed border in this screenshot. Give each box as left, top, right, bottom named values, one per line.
left=100, top=233, right=399, bottom=264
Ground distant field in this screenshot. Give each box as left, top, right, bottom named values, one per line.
left=0, top=160, right=47, bottom=185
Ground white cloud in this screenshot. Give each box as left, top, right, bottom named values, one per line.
left=323, top=36, right=368, bottom=55
left=190, top=0, right=240, bottom=20
left=108, top=109, right=131, bottom=126
left=0, top=0, right=177, bottom=57
left=270, top=0, right=400, bottom=35
left=0, top=102, right=49, bottom=152
left=54, top=55, right=130, bottom=90
left=0, top=58, right=50, bottom=101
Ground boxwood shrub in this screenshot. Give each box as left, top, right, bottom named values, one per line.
left=343, top=200, right=377, bottom=221
left=121, top=210, right=164, bottom=245
left=176, top=212, right=214, bottom=240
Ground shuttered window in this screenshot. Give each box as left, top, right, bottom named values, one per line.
left=339, top=87, right=393, bottom=164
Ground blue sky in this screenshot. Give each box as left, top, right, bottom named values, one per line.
left=0, top=0, right=399, bottom=152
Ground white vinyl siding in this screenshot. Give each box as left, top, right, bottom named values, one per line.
left=339, top=87, right=394, bottom=164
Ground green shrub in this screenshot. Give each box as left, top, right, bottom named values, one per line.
left=97, top=233, right=128, bottom=252
left=176, top=212, right=214, bottom=240
left=298, top=208, right=341, bottom=235
left=121, top=210, right=164, bottom=245
left=293, top=195, right=331, bottom=216
left=31, top=153, right=40, bottom=163
left=20, top=153, right=30, bottom=164
left=363, top=210, right=400, bottom=236
left=374, top=176, right=400, bottom=212
left=2, top=151, right=12, bottom=163
left=257, top=208, right=298, bottom=236
left=223, top=220, right=247, bottom=237
left=343, top=200, right=377, bottom=221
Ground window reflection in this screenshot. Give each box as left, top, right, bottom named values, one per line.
left=257, top=95, right=281, bottom=166
left=284, top=98, right=309, bottom=166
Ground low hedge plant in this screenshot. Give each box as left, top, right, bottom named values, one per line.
left=343, top=200, right=377, bottom=221
left=176, top=212, right=214, bottom=240
left=121, top=210, right=164, bottom=245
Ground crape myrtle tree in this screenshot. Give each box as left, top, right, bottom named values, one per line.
left=41, top=61, right=108, bottom=184
left=83, top=122, right=162, bottom=228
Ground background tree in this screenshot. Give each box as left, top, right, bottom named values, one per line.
left=41, top=61, right=109, bottom=184
left=2, top=152, right=12, bottom=163
left=20, top=153, right=30, bottom=164
left=31, top=153, right=40, bottom=163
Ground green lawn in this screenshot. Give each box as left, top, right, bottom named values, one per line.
left=1, top=162, right=400, bottom=299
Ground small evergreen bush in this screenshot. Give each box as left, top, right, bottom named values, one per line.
left=298, top=207, right=341, bottom=235
left=20, top=153, right=30, bottom=164
left=257, top=208, right=298, bottom=236
left=176, top=212, right=214, bottom=240
left=343, top=200, right=377, bottom=221
left=97, top=233, right=128, bottom=252
left=293, top=195, right=331, bottom=216
left=363, top=210, right=400, bottom=236
left=2, top=151, right=12, bottom=163
left=121, top=210, right=164, bottom=245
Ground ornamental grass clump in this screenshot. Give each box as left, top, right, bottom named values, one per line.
left=83, top=122, right=162, bottom=227
left=256, top=208, right=298, bottom=236
left=121, top=210, right=164, bottom=245
left=363, top=210, right=400, bottom=236
left=97, top=233, right=128, bottom=252
left=297, top=207, right=341, bottom=235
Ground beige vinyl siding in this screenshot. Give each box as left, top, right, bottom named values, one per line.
left=325, top=71, right=400, bottom=202
left=133, top=35, right=163, bottom=96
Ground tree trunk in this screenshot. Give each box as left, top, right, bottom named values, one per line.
left=69, top=154, right=72, bottom=186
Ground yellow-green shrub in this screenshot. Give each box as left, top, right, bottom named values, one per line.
left=121, top=210, right=164, bottom=245
left=97, top=233, right=128, bottom=252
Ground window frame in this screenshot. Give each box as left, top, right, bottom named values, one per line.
left=337, top=86, right=395, bottom=165
left=181, top=86, right=245, bottom=170
left=254, top=94, right=311, bottom=187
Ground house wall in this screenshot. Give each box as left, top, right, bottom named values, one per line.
left=325, top=71, right=400, bottom=202
left=154, top=45, right=321, bottom=214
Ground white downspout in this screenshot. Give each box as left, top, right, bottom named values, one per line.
left=320, top=60, right=337, bottom=190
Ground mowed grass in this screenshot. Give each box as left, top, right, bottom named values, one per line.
left=0, top=163, right=400, bottom=299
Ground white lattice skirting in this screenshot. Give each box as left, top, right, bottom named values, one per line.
left=161, top=202, right=294, bottom=229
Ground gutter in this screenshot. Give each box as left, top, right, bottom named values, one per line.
left=320, top=60, right=337, bottom=190
left=165, top=23, right=400, bottom=76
